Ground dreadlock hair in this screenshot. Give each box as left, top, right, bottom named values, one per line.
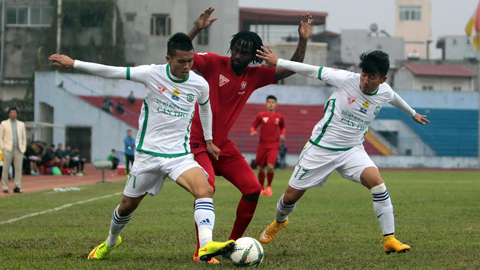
left=229, top=30, right=264, bottom=64
left=167, top=32, right=194, bottom=57
left=358, top=50, right=390, bottom=77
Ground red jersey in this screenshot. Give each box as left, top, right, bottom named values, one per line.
left=190, top=52, right=276, bottom=147
left=251, top=111, right=285, bottom=149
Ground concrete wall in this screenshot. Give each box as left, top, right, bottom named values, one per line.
left=341, top=29, right=405, bottom=67
left=270, top=42, right=327, bottom=87
left=395, top=67, right=475, bottom=91
left=441, top=36, right=480, bottom=60
left=34, top=72, right=136, bottom=162
left=116, top=0, right=238, bottom=65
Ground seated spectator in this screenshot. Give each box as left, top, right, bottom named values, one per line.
left=116, top=101, right=125, bottom=114
left=54, top=143, right=68, bottom=169
left=107, top=149, right=119, bottom=170
left=69, top=146, right=86, bottom=176
left=24, top=142, right=40, bottom=175
left=127, top=91, right=135, bottom=105
left=41, top=144, right=60, bottom=173
left=101, top=96, right=113, bottom=113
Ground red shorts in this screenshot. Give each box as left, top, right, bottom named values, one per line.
left=191, top=139, right=262, bottom=194
left=254, top=147, right=279, bottom=168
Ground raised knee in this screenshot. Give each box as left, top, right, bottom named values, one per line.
left=195, top=185, right=214, bottom=198
left=243, top=192, right=260, bottom=203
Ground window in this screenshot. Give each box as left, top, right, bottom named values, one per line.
left=150, top=14, right=171, bottom=36
left=197, top=27, right=209, bottom=45
left=422, top=85, right=433, bottom=90
left=125, top=13, right=136, bottom=22
left=399, top=5, right=422, bottom=21
left=7, top=6, right=52, bottom=26
left=453, top=86, right=461, bottom=91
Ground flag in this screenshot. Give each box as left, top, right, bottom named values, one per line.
left=465, top=1, right=480, bottom=50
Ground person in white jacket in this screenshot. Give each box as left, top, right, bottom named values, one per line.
left=256, top=46, right=429, bottom=254
left=0, top=107, right=27, bottom=194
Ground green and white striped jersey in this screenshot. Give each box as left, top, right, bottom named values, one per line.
left=128, top=64, right=210, bottom=157
left=309, top=67, right=395, bottom=150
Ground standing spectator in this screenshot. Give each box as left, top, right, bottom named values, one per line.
left=250, top=95, right=285, bottom=196
left=278, top=141, right=288, bottom=169
left=107, top=149, right=119, bottom=170
left=0, top=107, right=27, bottom=194
left=124, top=129, right=135, bottom=175
left=127, top=91, right=135, bottom=105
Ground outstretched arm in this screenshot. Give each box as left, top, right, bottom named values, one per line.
left=187, top=7, right=218, bottom=41
left=389, top=93, right=430, bottom=125
left=49, top=54, right=126, bottom=79
left=257, top=46, right=320, bottom=79
left=274, top=13, right=313, bottom=81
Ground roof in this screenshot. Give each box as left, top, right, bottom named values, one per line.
left=239, top=8, right=327, bottom=30
left=402, top=63, right=477, bottom=78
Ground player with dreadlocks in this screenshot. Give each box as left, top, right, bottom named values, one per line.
left=186, top=7, right=313, bottom=264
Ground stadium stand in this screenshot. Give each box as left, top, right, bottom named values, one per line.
left=78, top=96, right=478, bottom=158
left=231, top=104, right=383, bottom=155
left=377, top=107, right=478, bottom=157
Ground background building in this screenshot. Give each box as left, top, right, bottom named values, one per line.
left=395, top=0, right=432, bottom=59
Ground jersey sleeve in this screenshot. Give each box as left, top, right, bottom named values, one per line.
left=128, top=65, right=153, bottom=85
left=251, top=113, right=262, bottom=130
left=319, top=67, right=352, bottom=88
left=254, top=66, right=276, bottom=89
left=279, top=115, right=285, bottom=135
left=193, top=53, right=219, bottom=75
left=198, top=80, right=210, bottom=105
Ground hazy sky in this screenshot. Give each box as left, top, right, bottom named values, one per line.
left=239, top=0, right=480, bottom=59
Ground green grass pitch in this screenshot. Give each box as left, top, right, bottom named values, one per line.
left=0, top=169, right=479, bottom=269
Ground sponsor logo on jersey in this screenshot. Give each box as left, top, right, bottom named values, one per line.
left=171, top=89, right=180, bottom=101
left=157, top=83, right=166, bottom=93
left=219, top=74, right=230, bottom=87
left=359, top=108, right=367, bottom=114
left=347, top=93, right=356, bottom=104
left=276, top=118, right=280, bottom=124
left=187, top=93, right=194, bottom=103
left=238, top=81, right=248, bottom=95
left=362, top=101, right=370, bottom=109
left=263, top=117, right=269, bottom=123
left=374, top=106, right=381, bottom=116
left=241, top=81, right=247, bottom=89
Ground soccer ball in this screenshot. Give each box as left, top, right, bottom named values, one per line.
left=230, top=237, right=264, bottom=267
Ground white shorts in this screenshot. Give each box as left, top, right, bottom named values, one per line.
left=123, top=151, right=208, bottom=198
left=289, top=143, right=377, bottom=190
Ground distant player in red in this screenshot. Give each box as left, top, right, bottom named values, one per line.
left=250, top=95, right=285, bottom=197
left=187, top=7, right=312, bottom=263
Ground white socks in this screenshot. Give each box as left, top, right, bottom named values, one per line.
left=194, top=198, right=215, bottom=249
left=107, top=205, right=132, bottom=247
left=371, top=183, right=395, bottom=236
left=276, top=195, right=296, bottom=223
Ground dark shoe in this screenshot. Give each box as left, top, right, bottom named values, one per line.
left=13, top=187, right=22, bottom=193
left=3, top=190, right=8, bottom=193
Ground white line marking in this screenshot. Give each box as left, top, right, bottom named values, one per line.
left=0, top=192, right=122, bottom=225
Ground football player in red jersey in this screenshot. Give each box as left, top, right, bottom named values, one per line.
left=251, top=95, right=285, bottom=197
left=187, top=7, right=312, bottom=263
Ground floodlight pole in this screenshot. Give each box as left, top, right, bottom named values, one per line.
left=56, top=0, right=62, bottom=54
